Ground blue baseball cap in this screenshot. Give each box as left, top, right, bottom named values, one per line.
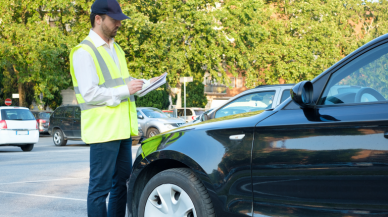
left=91, top=0, right=130, bottom=20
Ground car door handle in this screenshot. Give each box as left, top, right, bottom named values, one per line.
left=230, top=134, right=245, bottom=140
left=384, top=131, right=388, bottom=139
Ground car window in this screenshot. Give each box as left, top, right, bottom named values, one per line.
left=64, top=107, right=74, bottom=119
left=39, top=112, right=51, bottom=119
left=53, top=107, right=65, bottom=117
left=177, top=109, right=193, bottom=116
left=215, top=91, right=275, bottom=118
left=74, top=107, right=81, bottom=119
left=194, top=110, right=204, bottom=115
left=319, top=43, right=388, bottom=105
left=141, top=108, right=168, bottom=118
left=280, top=89, right=291, bottom=104
left=1, top=109, right=35, bottom=120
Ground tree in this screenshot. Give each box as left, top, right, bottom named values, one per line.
left=181, top=80, right=208, bottom=108
left=0, top=0, right=91, bottom=107
left=135, top=84, right=170, bottom=109
left=116, top=0, right=388, bottom=89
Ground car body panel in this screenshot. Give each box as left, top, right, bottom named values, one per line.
left=253, top=105, right=388, bottom=216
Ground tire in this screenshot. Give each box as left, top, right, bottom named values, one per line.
left=146, top=128, right=159, bottom=138
left=21, top=144, right=34, bottom=152
left=138, top=168, right=215, bottom=217
left=53, top=129, right=67, bottom=146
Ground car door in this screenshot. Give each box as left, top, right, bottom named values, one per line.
left=52, top=107, right=65, bottom=128
left=62, top=107, right=74, bottom=137
left=252, top=42, right=388, bottom=216
left=73, top=106, right=81, bottom=138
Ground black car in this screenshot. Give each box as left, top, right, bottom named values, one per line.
left=128, top=34, right=388, bottom=217
left=31, top=110, right=52, bottom=134
left=48, top=105, right=143, bottom=146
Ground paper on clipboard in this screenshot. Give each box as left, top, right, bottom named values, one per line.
left=135, top=72, right=167, bottom=97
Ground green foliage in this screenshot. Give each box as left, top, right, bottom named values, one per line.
left=116, top=0, right=388, bottom=88
left=2, top=0, right=388, bottom=108
left=181, top=80, right=208, bottom=108
left=135, top=84, right=170, bottom=109
left=0, top=0, right=90, bottom=106
left=43, top=91, right=63, bottom=110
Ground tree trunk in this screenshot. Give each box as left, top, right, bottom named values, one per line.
left=18, top=82, right=25, bottom=107
left=12, top=65, right=25, bottom=107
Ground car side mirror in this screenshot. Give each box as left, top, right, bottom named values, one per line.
left=137, top=115, right=144, bottom=119
left=290, top=80, right=314, bottom=108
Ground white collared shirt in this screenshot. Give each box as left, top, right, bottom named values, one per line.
left=73, top=30, right=149, bottom=107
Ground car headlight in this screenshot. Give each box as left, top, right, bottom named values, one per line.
left=136, top=145, right=143, bottom=159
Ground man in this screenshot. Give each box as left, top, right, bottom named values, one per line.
left=69, top=0, right=160, bottom=216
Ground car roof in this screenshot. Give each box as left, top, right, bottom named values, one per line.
left=255, top=84, right=294, bottom=88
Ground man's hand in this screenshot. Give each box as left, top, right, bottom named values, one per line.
left=127, top=79, right=144, bottom=95
left=150, top=73, right=166, bottom=83
left=150, top=76, right=160, bottom=83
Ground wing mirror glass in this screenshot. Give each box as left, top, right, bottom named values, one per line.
left=290, top=80, right=314, bottom=108
left=137, top=115, right=144, bottom=119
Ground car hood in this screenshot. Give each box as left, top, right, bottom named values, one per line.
left=141, top=109, right=273, bottom=145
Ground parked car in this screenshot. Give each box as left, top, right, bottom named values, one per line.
left=127, top=34, right=388, bottom=217
left=194, top=84, right=293, bottom=125
left=162, top=110, right=176, bottom=118
left=137, top=107, right=185, bottom=138
left=183, top=108, right=214, bottom=126
left=48, top=105, right=143, bottom=146
left=0, top=107, right=39, bottom=151
left=31, top=110, right=52, bottom=134
left=177, top=107, right=205, bottom=122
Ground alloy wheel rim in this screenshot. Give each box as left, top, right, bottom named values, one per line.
left=54, top=132, right=61, bottom=144
left=149, top=131, right=157, bottom=137
left=144, top=184, right=196, bottom=217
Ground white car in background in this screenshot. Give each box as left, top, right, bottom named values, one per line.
left=0, top=107, right=39, bottom=151
left=202, top=84, right=294, bottom=122
left=177, top=107, right=205, bottom=123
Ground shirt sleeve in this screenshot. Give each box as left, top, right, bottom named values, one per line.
left=73, top=48, right=130, bottom=107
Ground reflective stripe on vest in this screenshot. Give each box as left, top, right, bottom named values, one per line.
left=80, top=40, right=125, bottom=88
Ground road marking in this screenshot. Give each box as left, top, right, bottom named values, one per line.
left=0, top=191, right=86, bottom=201
left=0, top=178, right=87, bottom=185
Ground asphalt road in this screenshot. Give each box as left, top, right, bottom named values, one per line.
left=0, top=135, right=139, bottom=217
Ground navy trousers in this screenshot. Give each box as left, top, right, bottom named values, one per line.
left=87, top=138, right=132, bottom=217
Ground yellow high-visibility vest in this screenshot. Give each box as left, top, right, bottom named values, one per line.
left=69, top=36, right=138, bottom=144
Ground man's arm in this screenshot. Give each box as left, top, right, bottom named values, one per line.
left=73, top=48, right=143, bottom=106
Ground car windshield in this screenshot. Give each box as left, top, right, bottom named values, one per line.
left=142, top=108, right=169, bottom=118
left=194, top=110, right=205, bottom=115
left=39, top=112, right=51, bottom=118
left=1, top=109, right=35, bottom=120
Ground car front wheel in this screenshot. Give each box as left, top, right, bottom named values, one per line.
left=146, top=128, right=159, bottom=138
left=53, top=129, right=67, bottom=146
left=138, top=168, right=215, bottom=217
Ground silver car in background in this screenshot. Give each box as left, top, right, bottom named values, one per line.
left=137, top=107, right=185, bottom=138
